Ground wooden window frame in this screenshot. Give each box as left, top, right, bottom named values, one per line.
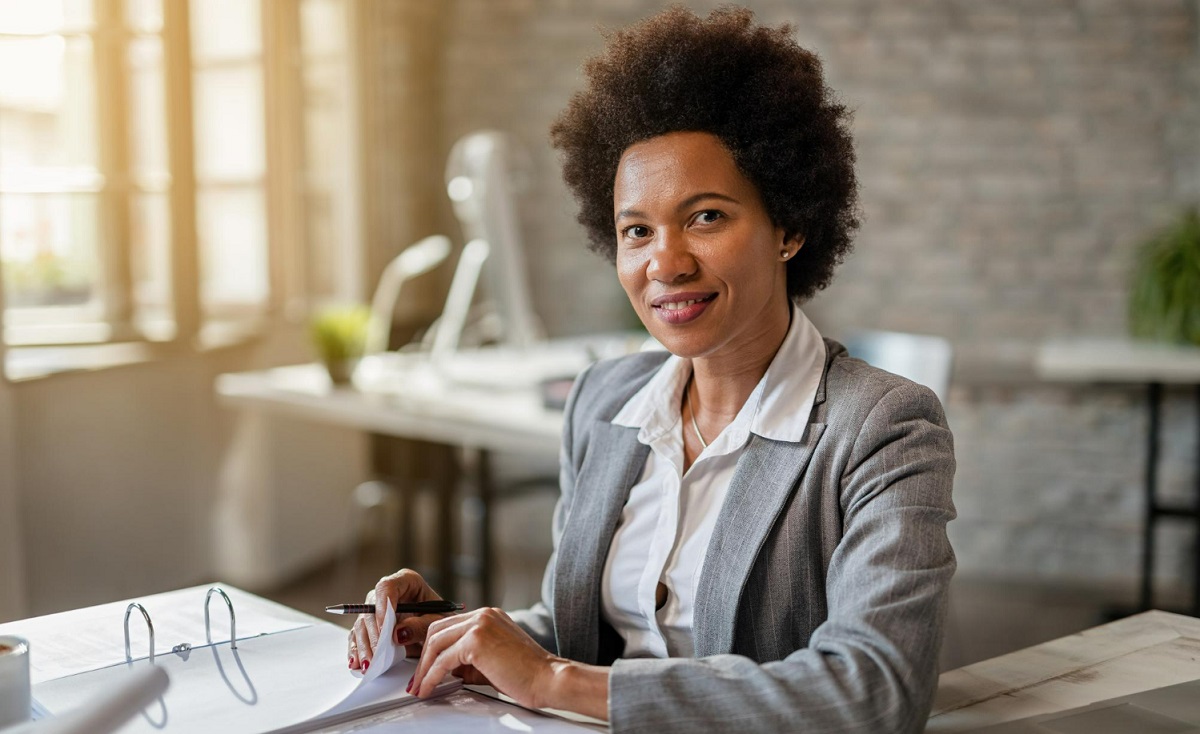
left=0, top=0, right=361, bottom=352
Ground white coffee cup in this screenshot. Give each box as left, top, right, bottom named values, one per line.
left=0, top=635, right=31, bottom=728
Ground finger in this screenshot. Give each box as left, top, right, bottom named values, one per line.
left=411, top=614, right=477, bottom=693
left=347, top=631, right=359, bottom=670
left=415, top=635, right=473, bottom=698
left=364, top=611, right=381, bottom=653
left=360, top=610, right=381, bottom=653
left=350, top=590, right=375, bottom=670
left=350, top=619, right=366, bottom=669
left=353, top=621, right=367, bottom=667
left=355, top=617, right=375, bottom=668
left=375, top=569, right=436, bottom=630
left=373, top=581, right=389, bottom=631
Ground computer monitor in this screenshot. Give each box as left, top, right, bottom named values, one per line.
left=442, top=131, right=543, bottom=350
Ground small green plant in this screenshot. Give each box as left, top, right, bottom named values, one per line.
left=1129, top=208, right=1200, bottom=346
left=309, top=305, right=370, bottom=383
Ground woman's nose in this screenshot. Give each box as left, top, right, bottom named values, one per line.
left=646, top=230, right=697, bottom=284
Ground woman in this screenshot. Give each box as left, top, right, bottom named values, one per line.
left=348, top=7, right=955, bottom=733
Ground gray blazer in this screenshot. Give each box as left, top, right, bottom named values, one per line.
left=510, top=339, right=956, bottom=734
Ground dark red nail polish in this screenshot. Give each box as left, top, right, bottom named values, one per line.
left=397, top=628, right=412, bottom=645
left=363, top=661, right=369, bottom=672
left=406, top=676, right=413, bottom=693
left=348, top=658, right=353, bottom=669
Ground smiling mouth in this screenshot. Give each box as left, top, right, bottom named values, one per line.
left=649, top=293, right=717, bottom=325
left=653, top=294, right=717, bottom=311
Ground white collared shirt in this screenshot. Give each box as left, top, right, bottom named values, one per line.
left=601, top=304, right=827, bottom=658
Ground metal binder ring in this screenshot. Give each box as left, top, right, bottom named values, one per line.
left=205, top=586, right=238, bottom=650
left=124, top=603, right=155, bottom=663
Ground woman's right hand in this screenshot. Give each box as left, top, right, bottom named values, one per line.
left=347, top=569, right=446, bottom=671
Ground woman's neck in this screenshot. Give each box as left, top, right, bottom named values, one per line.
left=689, top=302, right=792, bottom=424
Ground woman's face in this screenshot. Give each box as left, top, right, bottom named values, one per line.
left=613, top=131, right=797, bottom=362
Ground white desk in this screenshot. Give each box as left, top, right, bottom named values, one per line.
left=217, top=334, right=653, bottom=461
left=0, top=584, right=602, bottom=733
left=216, top=360, right=564, bottom=457
left=929, top=610, right=1200, bottom=732
left=216, top=355, right=573, bottom=604
left=1035, top=337, right=1200, bottom=616
left=1036, top=337, right=1200, bottom=384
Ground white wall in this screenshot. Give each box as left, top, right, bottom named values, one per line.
left=212, top=409, right=370, bottom=589
left=8, top=329, right=370, bottom=618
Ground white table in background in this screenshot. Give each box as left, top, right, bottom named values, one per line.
left=216, top=358, right=565, bottom=605
left=215, top=359, right=565, bottom=458
left=1035, top=337, right=1200, bottom=616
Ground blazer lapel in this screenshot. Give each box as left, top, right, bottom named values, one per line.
left=693, top=423, right=827, bottom=657
left=553, top=421, right=649, bottom=664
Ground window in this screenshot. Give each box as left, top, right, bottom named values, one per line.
left=297, top=0, right=359, bottom=306
left=191, top=0, right=268, bottom=318
left=0, top=0, right=359, bottom=348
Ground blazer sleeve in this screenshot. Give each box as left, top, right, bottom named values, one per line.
left=507, top=362, right=594, bottom=654
left=607, top=382, right=957, bottom=734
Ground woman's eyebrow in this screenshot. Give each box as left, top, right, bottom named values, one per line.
left=677, top=192, right=739, bottom=212
left=616, top=192, right=740, bottom=221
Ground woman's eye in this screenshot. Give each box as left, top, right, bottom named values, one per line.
left=624, top=225, right=650, bottom=239
left=695, top=210, right=723, bottom=225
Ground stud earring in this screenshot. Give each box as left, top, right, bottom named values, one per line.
left=781, top=249, right=791, bottom=259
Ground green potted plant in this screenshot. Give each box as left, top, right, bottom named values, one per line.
left=309, top=305, right=370, bottom=385
left=1129, top=208, right=1200, bottom=346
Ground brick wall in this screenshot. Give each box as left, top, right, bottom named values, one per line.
left=394, top=1, right=1200, bottom=593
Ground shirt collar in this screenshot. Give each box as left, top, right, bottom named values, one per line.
left=611, top=303, right=825, bottom=445
left=610, top=350, right=689, bottom=445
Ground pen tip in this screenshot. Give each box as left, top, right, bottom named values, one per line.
left=324, top=606, right=342, bottom=613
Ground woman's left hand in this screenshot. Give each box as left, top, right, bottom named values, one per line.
left=407, top=607, right=563, bottom=709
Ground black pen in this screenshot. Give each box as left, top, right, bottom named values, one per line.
left=324, top=600, right=465, bottom=615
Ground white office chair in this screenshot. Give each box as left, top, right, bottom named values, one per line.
left=364, top=234, right=452, bottom=357
left=842, top=329, right=967, bottom=667
left=841, top=330, right=953, bottom=405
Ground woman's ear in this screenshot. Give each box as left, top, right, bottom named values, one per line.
left=779, top=232, right=806, bottom=261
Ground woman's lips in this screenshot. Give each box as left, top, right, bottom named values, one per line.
left=651, top=293, right=716, bottom=325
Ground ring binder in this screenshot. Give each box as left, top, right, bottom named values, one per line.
left=123, top=586, right=239, bottom=666
left=205, top=586, right=238, bottom=650
left=123, top=603, right=154, bottom=664
left=33, top=584, right=462, bottom=733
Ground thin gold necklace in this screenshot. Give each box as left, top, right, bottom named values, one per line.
left=688, top=376, right=708, bottom=450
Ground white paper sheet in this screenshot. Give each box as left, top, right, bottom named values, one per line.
left=0, top=586, right=313, bottom=685
left=31, top=622, right=459, bottom=734
left=349, top=607, right=400, bottom=684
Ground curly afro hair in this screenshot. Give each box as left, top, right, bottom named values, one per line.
left=550, top=5, right=859, bottom=302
